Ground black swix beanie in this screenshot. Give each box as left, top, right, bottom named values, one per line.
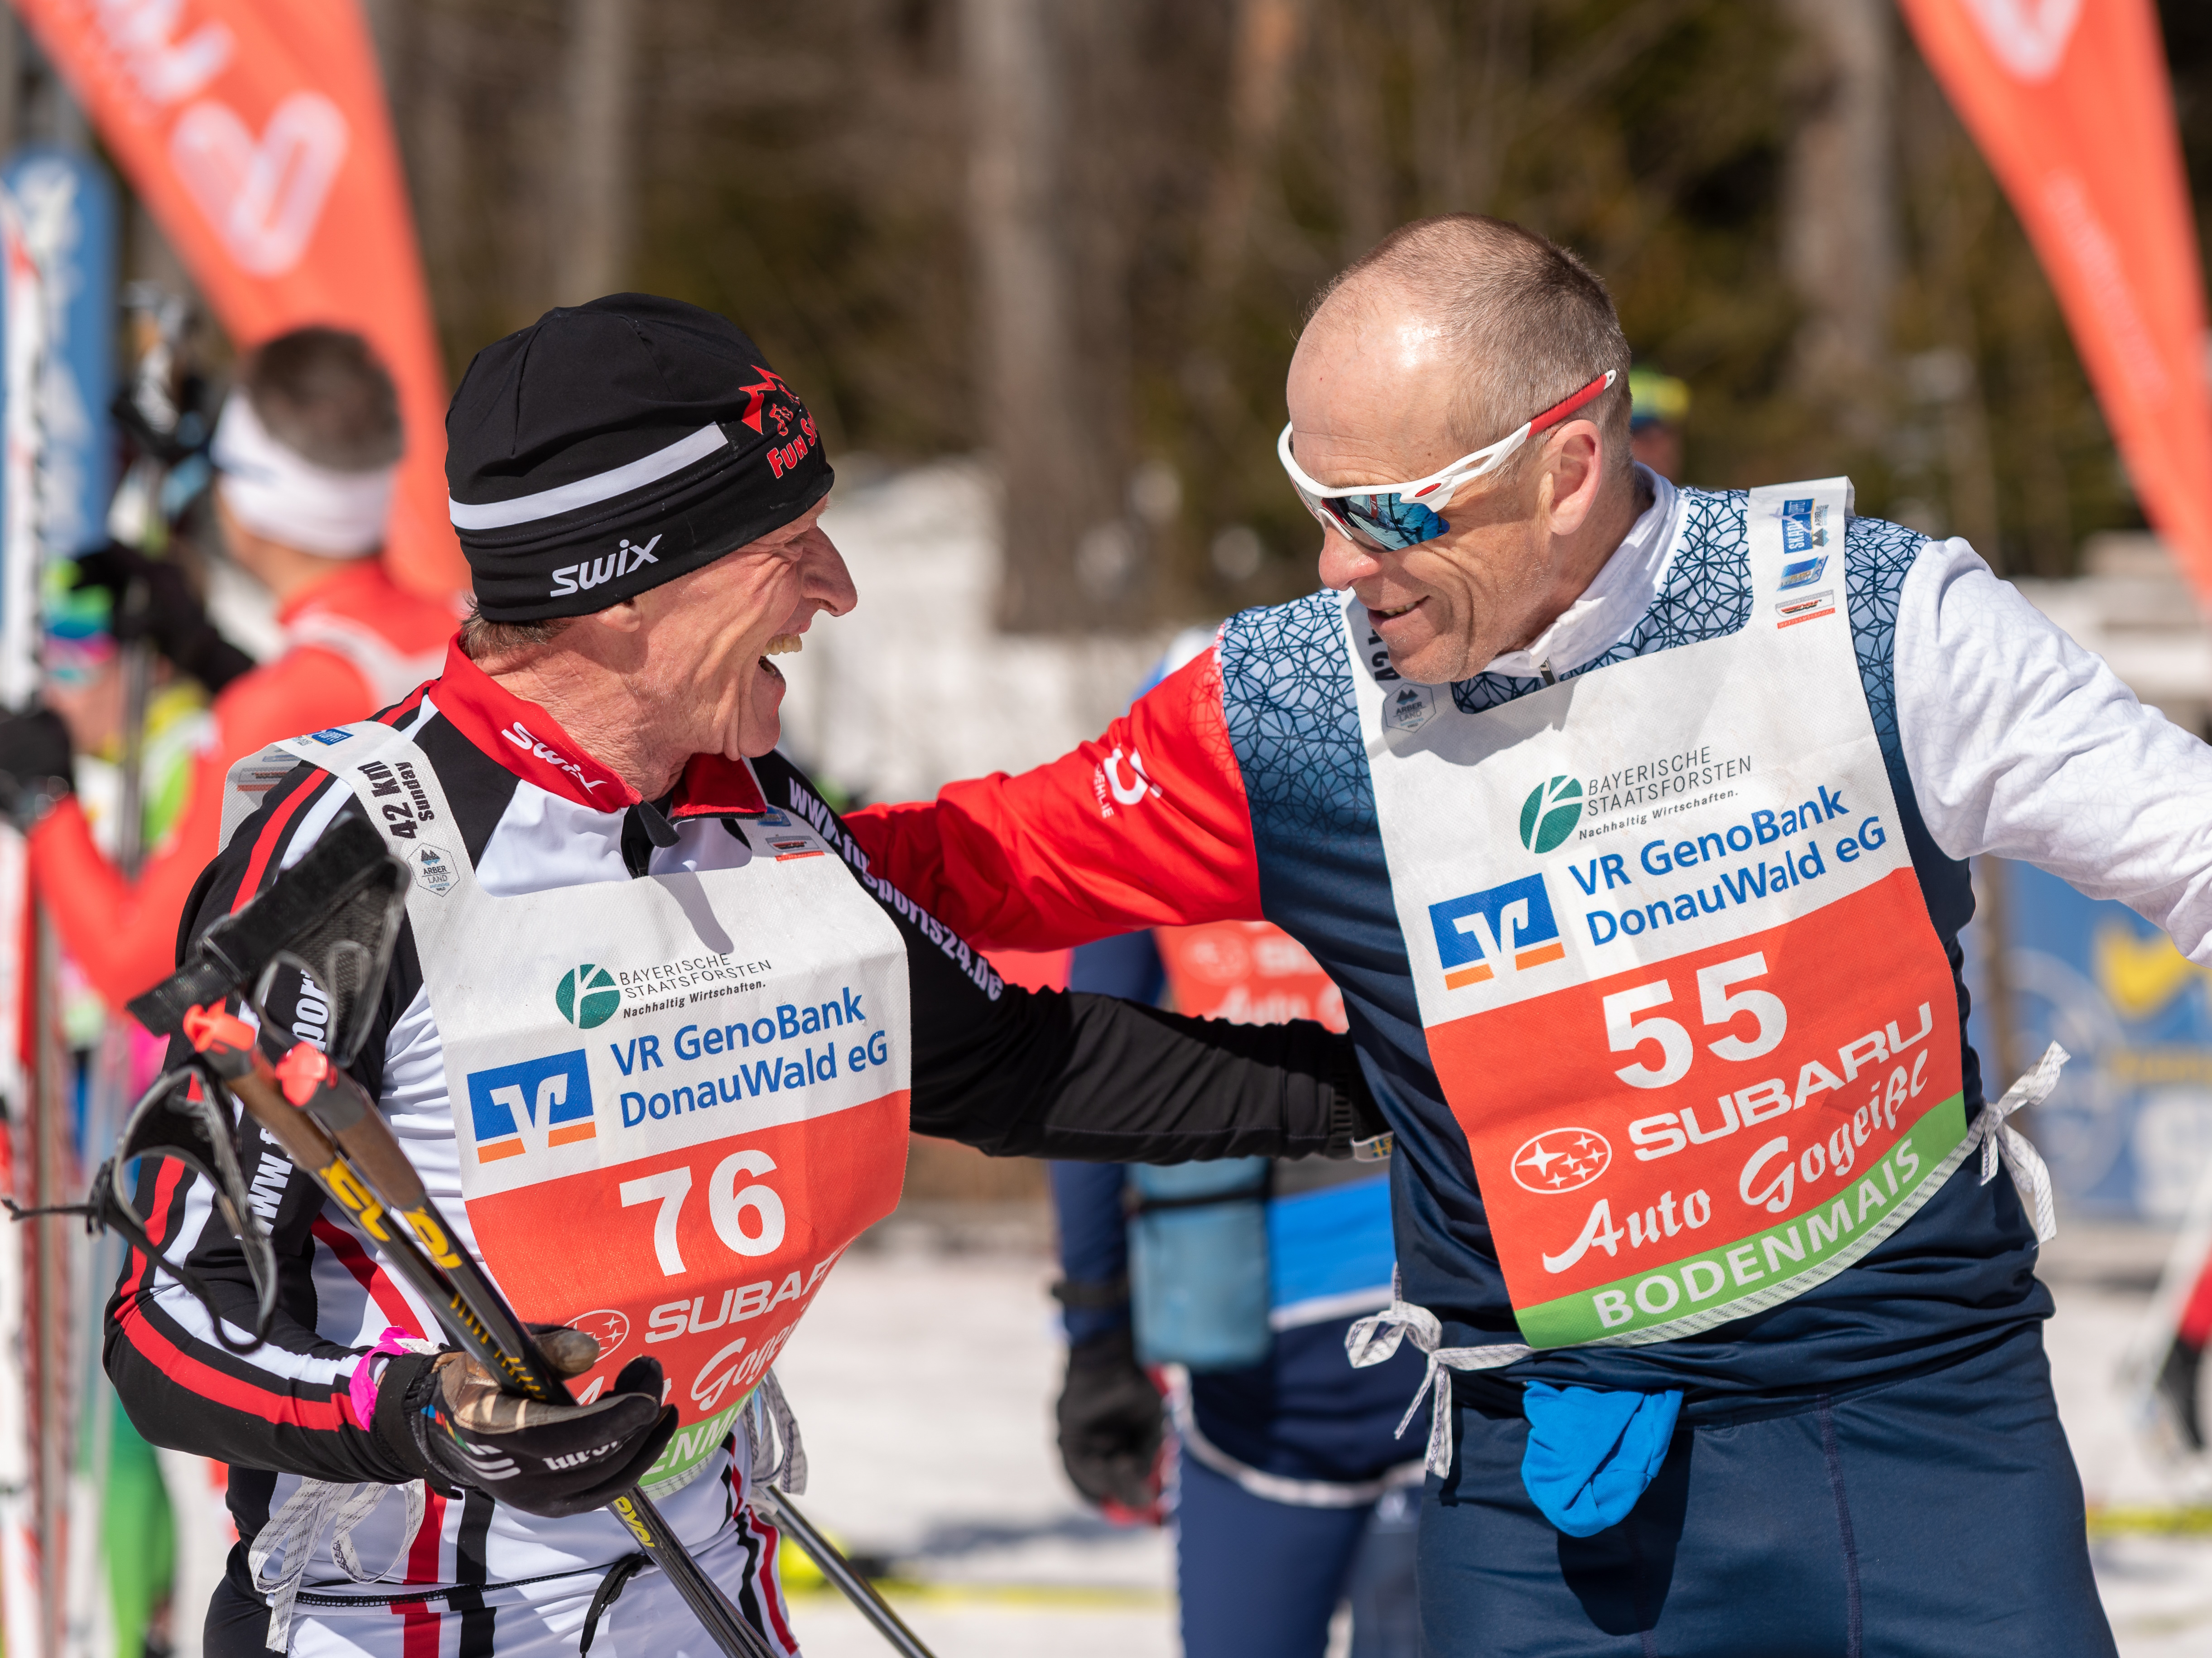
left=444, top=294, right=833, bottom=621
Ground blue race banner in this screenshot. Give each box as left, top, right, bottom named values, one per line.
left=0, top=147, right=118, bottom=562
left=1969, top=858, right=2212, bottom=1220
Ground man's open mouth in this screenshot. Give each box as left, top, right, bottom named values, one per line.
left=1370, top=598, right=1420, bottom=620
left=758, top=633, right=802, bottom=678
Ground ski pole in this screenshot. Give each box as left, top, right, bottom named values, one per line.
left=171, top=1009, right=779, bottom=1658
left=754, top=1485, right=935, bottom=1658
left=262, top=1037, right=940, bottom=1658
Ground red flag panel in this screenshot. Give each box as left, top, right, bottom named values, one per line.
left=15, top=0, right=466, bottom=600
left=1898, top=0, right=2212, bottom=600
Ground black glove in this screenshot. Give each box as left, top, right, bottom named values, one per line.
left=0, top=708, right=73, bottom=825
left=1055, top=1325, right=1164, bottom=1515
left=70, top=543, right=255, bottom=694
left=375, top=1325, right=677, bottom=1518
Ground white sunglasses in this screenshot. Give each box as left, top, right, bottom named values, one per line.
left=1277, top=369, right=1618, bottom=551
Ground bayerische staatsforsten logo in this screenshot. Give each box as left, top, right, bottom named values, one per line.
left=1519, top=775, right=1584, bottom=854
left=555, top=963, right=622, bottom=1029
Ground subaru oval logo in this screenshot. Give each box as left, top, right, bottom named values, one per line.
left=1510, top=1127, right=1611, bottom=1195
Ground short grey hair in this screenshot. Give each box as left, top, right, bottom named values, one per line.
left=1309, top=214, right=1634, bottom=480
left=458, top=598, right=571, bottom=662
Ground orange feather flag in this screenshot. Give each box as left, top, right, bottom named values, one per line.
left=1897, top=0, right=2212, bottom=599
left=14, top=0, right=465, bottom=601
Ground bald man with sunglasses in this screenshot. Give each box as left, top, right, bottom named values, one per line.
left=841, top=213, right=2212, bottom=1655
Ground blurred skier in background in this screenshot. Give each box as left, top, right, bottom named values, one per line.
left=0, top=325, right=453, bottom=1009
left=1626, top=364, right=1688, bottom=481
left=1048, top=631, right=1426, bottom=1658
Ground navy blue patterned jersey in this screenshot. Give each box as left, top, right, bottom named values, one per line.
left=852, top=490, right=2045, bottom=1416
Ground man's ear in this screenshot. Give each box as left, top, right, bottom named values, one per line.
left=1539, top=422, right=1608, bottom=538
left=586, top=597, right=646, bottom=635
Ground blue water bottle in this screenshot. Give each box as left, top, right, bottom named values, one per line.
left=1126, top=1157, right=1272, bottom=1371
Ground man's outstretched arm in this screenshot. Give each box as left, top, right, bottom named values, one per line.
left=845, top=649, right=1264, bottom=949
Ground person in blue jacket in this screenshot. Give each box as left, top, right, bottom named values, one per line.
left=1049, top=928, right=1429, bottom=1658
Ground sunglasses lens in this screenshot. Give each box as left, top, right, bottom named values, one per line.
left=1338, top=494, right=1449, bottom=551
left=1295, top=484, right=1448, bottom=553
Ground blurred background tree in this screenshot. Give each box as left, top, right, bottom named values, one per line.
left=362, top=0, right=2212, bottom=624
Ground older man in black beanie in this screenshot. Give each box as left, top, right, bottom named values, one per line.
left=111, top=295, right=1381, bottom=1658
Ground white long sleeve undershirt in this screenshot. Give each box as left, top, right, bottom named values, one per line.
left=1893, top=537, right=2212, bottom=961
left=1511, top=468, right=2212, bottom=964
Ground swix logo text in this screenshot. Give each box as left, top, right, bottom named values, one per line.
left=1428, top=873, right=1566, bottom=991
left=550, top=535, right=660, bottom=598
left=501, top=720, right=609, bottom=792
left=466, top=1050, right=597, bottom=1162
left=1510, top=1126, right=1611, bottom=1195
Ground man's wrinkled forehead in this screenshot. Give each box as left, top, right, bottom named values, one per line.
left=1291, top=292, right=1468, bottom=474
left=742, top=496, right=830, bottom=556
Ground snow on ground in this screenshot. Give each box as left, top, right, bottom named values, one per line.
left=771, top=1214, right=2212, bottom=1657
left=2046, top=1224, right=2212, bottom=1656
left=769, top=1218, right=1173, bottom=1658
left=783, top=462, right=1166, bottom=808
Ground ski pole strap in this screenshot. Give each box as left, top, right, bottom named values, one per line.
left=250, top=1477, right=427, bottom=1650
left=580, top=1554, right=653, bottom=1656
left=1345, top=1270, right=1530, bottom=1479
left=1967, top=1040, right=2066, bottom=1245
left=348, top=1326, right=437, bottom=1432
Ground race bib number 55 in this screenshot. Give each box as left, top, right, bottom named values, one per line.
left=1432, top=869, right=1965, bottom=1347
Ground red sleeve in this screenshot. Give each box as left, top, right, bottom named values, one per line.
left=844, top=649, right=1263, bottom=950
left=29, top=648, right=372, bottom=1010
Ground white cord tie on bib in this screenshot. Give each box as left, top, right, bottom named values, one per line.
left=1966, top=1040, right=2066, bottom=1244
left=1347, top=1270, right=1531, bottom=1478
left=1340, top=1050, right=2065, bottom=1483
left=747, top=1367, right=808, bottom=1495
left=250, top=1477, right=427, bottom=1649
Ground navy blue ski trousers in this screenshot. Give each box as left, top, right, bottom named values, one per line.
left=1417, top=1323, right=2115, bottom=1657
left=1177, top=1456, right=1420, bottom=1658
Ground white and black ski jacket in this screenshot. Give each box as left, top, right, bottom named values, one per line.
left=104, top=647, right=1370, bottom=1629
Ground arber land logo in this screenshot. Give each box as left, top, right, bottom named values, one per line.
left=555, top=964, right=622, bottom=1029
left=1518, top=776, right=1584, bottom=854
